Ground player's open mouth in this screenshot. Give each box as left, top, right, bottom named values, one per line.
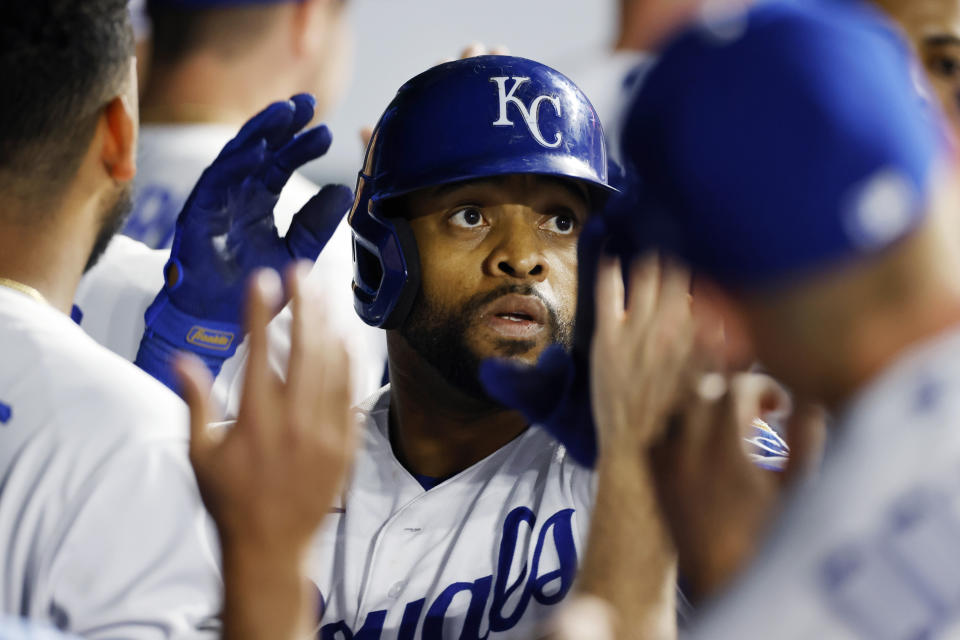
left=482, top=294, right=548, bottom=339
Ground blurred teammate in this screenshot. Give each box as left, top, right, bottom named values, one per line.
left=567, top=0, right=753, bottom=140
left=0, top=2, right=357, bottom=637
left=132, top=0, right=351, bottom=246
left=76, top=0, right=381, bottom=406
left=570, top=1, right=960, bottom=637
left=74, top=0, right=384, bottom=414
left=0, top=3, right=220, bottom=635
left=874, top=0, right=960, bottom=137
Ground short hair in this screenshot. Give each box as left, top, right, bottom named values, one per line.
left=147, top=2, right=285, bottom=69
left=0, top=0, right=133, bottom=210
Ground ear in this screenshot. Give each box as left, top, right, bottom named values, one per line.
left=100, top=60, right=139, bottom=182
left=690, top=275, right=757, bottom=371
left=291, top=0, right=333, bottom=57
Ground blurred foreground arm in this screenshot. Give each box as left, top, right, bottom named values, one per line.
left=649, top=376, right=825, bottom=602
left=176, top=266, right=355, bottom=640
left=574, top=255, right=695, bottom=640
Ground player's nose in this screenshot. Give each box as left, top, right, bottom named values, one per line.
left=483, top=217, right=548, bottom=282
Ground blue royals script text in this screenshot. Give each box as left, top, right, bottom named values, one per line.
left=319, top=505, right=578, bottom=639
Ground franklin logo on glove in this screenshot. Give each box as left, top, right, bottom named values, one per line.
left=186, top=327, right=235, bottom=351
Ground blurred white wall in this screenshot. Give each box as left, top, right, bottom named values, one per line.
left=302, top=0, right=619, bottom=186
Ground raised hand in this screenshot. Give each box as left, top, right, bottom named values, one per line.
left=176, top=264, right=355, bottom=640
left=136, top=94, right=353, bottom=390
left=650, top=378, right=825, bottom=601
left=590, top=254, right=695, bottom=456
left=576, top=254, right=694, bottom=640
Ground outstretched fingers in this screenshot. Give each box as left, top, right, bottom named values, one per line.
left=262, top=125, right=334, bottom=194
left=236, top=269, right=284, bottom=440
left=594, top=256, right=626, bottom=343
left=285, top=93, right=317, bottom=139
left=175, top=353, right=216, bottom=465
left=624, top=252, right=661, bottom=332
left=220, top=100, right=296, bottom=156
left=284, top=263, right=327, bottom=425
left=283, top=262, right=356, bottom=466
left=284, top=183, right=353, bottom=262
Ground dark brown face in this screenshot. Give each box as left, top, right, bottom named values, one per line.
left=396, top=173, right=589, bottom=398
left=876, top=0, right=960, bottom=137
left=920, top=32, right=960, bottom=134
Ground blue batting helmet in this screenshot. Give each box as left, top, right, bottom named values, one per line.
left=350, top=55, right=614, bottom=328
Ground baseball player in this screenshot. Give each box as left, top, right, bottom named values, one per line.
left=873, top=0, right=960, bottom=139
left=0, top=2, right=222, bottom=635
left=0, top=266, right=354, bottom=640
left=253, top=55, right=612, bottom=639
left=130, top=0, right=351, bottom=247
left=570, top=1, right=960, bottom=637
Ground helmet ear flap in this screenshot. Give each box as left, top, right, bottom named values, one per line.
left=378, top=217, right=421, bottom=330
left=350, top=190, right=422, bottom=329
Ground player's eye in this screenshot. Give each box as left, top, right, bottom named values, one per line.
left=540, top=213, right=577, bottom=235
left=448, top=207, right=486, bottom=229
left=927, top=53, right=960, bottom=79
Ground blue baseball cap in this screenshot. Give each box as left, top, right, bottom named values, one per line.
left=615, top=0, right=950, bottom=289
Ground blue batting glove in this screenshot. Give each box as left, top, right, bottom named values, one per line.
left=135, top=94, right=354, bottom=391
left=480, top=345, right=597, bottom=466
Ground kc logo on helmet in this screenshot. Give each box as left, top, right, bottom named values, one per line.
left=490, top=76, right=563, bottom=148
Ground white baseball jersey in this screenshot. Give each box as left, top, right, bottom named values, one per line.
left=75, top=122, right=387, bottom=413
left=0, top=618, right=81, bottom=639
left=125, top=124, right=319, bottom=248
left=687, top=326, right=960, bottom=640
left=0, top=287, right=220, bottom=638
left=310, top=385, right=596, bottom=639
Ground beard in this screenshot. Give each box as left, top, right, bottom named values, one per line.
left=399, top=283, right=573, bottom=402
left=84, top=183, right=133, bottom=273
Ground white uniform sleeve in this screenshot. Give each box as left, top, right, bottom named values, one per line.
left=39, top=433, right=221, bottom=639
left=75, top=235, right=167, bottom=362
left=0, top=618, right=82, bottom=640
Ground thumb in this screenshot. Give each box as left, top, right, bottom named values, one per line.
left=285, top=184, right=353, bottom=261
left=174, top=353, right=216, bottom=463
left=479, top=344, right=574, bottom=422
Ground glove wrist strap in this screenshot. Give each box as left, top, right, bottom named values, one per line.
left=135, top=291, right=243, bottom=392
